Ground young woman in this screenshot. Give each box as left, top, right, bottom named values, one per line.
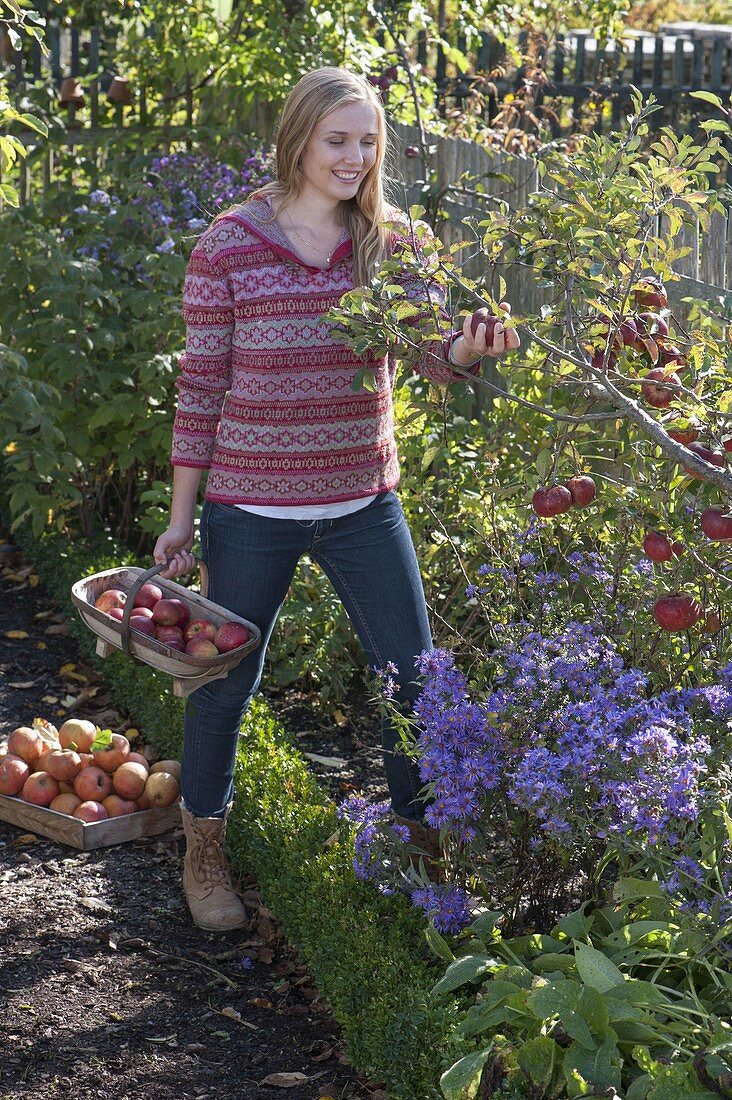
left=153, top=66, right=519, bottom=932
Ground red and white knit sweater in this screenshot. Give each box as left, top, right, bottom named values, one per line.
left=171, top=198, right=470, bottom=506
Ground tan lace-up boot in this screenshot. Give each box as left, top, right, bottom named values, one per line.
left=394, top=813, right=447, bottom=885
left=181, top=806, right=247, bottom=932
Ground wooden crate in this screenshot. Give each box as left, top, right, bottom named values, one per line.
left=0, top=793, right=181, bottom=851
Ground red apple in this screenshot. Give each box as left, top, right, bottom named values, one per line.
left=682, top=442, right=726, bottom=479
left=469, top=308, right=499, bottom=347
left=185, top=638, right=220, bottom=658
left=46, top=749, right=82, bottom=783
left=150, top=759, right=181, bottom=781
left=531, top=486, right=573, bottom=518
left=129, top=614, right=156, bottom=636
left=103, top=794, right=138, bottom=817
left=657, top=344, right=686, bottom=372
left=58, top=719, right=97, bottom=753
left=152, top=598, right=190, bottom=628
left=131, top=605, right=153, bottom=619
left=155, top=624, right=185, bottom=650
left=667, top=426, right=699, bottom=446
left=671, top=541, right=685, bottom=557
left=128, top=752, right=150, bottom=771
left=112, top=761, right=148, bottom=800
left=635, top=311, right=669, bottom=340
left=700, top=507, right=732, bottom=541
left=92, top=733, right=131, bottom=774
left=184, top=618, right=217, bottom=643
left=653, top=594, right=703, bottom=632
left=641, top=368, right=681, bottom=409
left=213, top=621, right=251, bottom=652
left=723, top=437, right=732, bottom=453
left=591, top=348, right=617, bottom=372
left=74, top=765, right=113, bottom=802
left=7, top=726, right=44, bottom=767
left=704, top=610, right=721, bottom=634
left=643, top=532, right=673, bottom=563
left=0, top=754, right=30, bottom=796
left=635, top=277, right=668, bottom=310
left=21, top=771, right=60, bottom=806
left=73, top=801, right=108, bottom=822
left=50, top=793, right=82, bottom=815
left=133, top=582, right=163, bottom=610
left=565, top=475, right=596, bottom=507
left=94, top=589, right=127, bottom=614
left=108, top=606, right=125, bottom=622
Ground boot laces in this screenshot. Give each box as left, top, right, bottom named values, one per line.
left=191, top=829, right=230, bottom=890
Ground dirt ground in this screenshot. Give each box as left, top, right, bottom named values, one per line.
left=0, top=531, right=390, bottom=1100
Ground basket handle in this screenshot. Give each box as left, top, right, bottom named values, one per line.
left=119, top=558, right=210, bottom=659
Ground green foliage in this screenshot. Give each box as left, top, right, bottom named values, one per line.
left=431, top=884, right=732, bottom=1099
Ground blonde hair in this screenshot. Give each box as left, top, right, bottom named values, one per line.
left=234, top=68, right=392, bottom=286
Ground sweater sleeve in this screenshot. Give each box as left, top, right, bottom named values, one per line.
left=389, top=216, right=480, bottom=386
left=171, top=242, right=235, bottom=469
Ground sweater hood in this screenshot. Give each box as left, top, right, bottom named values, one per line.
left=224, top=195, right=353, bottom=273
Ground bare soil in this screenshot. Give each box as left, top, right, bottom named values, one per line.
left=0, top=531, right=389, bottom=1100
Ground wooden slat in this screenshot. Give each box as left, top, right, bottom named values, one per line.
left=0, top=793, right=180, bottom=851
left=699, top=207, right=727, bottom=287
left=674, top=216, right=699, bottom=279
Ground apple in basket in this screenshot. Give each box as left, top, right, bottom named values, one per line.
left=185, top=638, right=219, bottom=658
left=95, top=589, right=127, bottom=614
left=129, top=614, right=156, bottom=636
left=214, top=621, right=250, bottom=652
left=184, top=618, right=217, bottom=643
left=155, top=624, right=186, bottom=651
left=152, top=598, right=190, bottom=628
left=133, top=582, right=163, bottom=610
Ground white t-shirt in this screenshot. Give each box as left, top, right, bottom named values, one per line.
left=235, top=496, right=377, bottom=520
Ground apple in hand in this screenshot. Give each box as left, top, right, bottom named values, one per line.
left=531, top=486, right=573, bottom=518
left=565, top=475, right=596, bottom=507
left=214, top=621, right=251, bottom=652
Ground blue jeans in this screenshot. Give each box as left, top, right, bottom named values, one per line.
left=181, top=491, right=433, bottom=821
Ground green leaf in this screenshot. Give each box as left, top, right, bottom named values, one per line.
left=516, top=1035, right=559, bottom=1088
left=573, top=942, right=624, bottom=993
left=431, top=954, right=499, bottom=996
left=535, top=447, right=553, bottom=481
left=0, top=182, right=20, bottom=207
left=563, top=1034, right=621, bottom=1094
left=439, top=1047, right=493, bottom=1100
left=689, top=91, right=724, bottom=108
left=626, top=1075, right=653, bottom=1100
left=425, top=924, right=455, bottom=965
left=612, top=877, right=663, bottom=904
left=455, top=980, right=524, bottom=1036
left=555, top=906, right=593, bottom=939
left=421, top=444, right=443, bottom=472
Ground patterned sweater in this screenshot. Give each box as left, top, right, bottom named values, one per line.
left=171, top=197, right=471, bottom=506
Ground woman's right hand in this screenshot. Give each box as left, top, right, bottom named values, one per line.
left=153, top=522, right=196, bottom=580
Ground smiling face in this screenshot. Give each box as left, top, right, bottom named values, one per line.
left=297, top=100, right=380, bottom=207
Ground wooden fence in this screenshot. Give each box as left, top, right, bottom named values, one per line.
left=388, top=121, right=732, bottom=319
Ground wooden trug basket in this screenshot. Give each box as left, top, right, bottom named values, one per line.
left=70, top=562, right=260, bottom=698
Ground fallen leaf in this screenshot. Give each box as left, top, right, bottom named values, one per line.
left=12, top=833, right=38, bottom=845
left=79, top=896, right=114, bottom=914
left=249, top=997, right=273, bottom=1010
left=42, top=695, right=59, bottom=705
left=45, top=623, right=70, bottom=636
left=302, top=753, right=347, bottom=769
left=4, top=630, right=29, bottom=639
left=29, top=574, right=39, bottom=587
left=34, top=610, right=54, bottom=620
left=125, top=727, right=140, bottom=741
left=36, top=642, right=47, bottom=650
left=256, top=948, right=275, bottom=965
left=311, top=1046, right=335, bottom=1063
left=221, top=1006, right=241, bottom=1021
left=333, top=708, right=348, bottom=727
left=9, top=681, right=37, bottom=689
left=260, top=1073, right=310, bottom=1088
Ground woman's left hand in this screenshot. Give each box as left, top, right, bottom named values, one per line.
left=460, top=301, right=521, bottom=360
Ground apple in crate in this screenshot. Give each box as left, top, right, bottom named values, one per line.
left=133, top=582, right=163, bottom=610
left=112, top=761, right=148, bottom=801
left=184, top=619, right=217, bottom=643
left=0, top=754, right=30, bottom=795
left=50, top=793, right=81, bottom=815
left=150, top=759, right=181, bottom=781
left=214, top=622, right=250, bottom=652
left=145, top=771, right=180, bottom=807
left=93, top=733, right=131, bottom=774
left=74, top=801, right=108, bottom=822
left=21, top=771, right=60, bottom=806
left=58, top=719, right=97, bottom=753
left=74, top=765, right=113, bottom=802
left=7, top=726, right=44, bottom=767
left=103, top=795, right=138, bottom=817
left=95, top=589, right=127, bottom=614
left=46, top=749, right=82, bottom=783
